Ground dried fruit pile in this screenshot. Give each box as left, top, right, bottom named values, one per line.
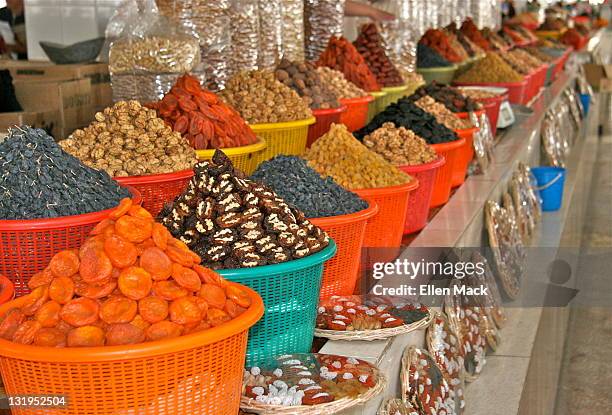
left=303, top=123, right=411, bottom=189
left=316, top=67, right=367, bottom=99
left=414, top=96, right=473, bottom=130
left=417, top=44, right=452, bottom=68
left=419, top=29, right=464, bottom=64
left=353, top=24, right=404, bottom=87
left=317, top=36, right=381, bottom=92
left=501, top=49, right=542, bottom=75
left=316, top=295, right=429, bottom=331
left=159, top=151, right=329, bottom=269
left=151, top=75, right=257, bottom=150
left=460, top=19, right=491, bottom=51
left=60, top=101, right=197, bottom=177
left=243, top=354, right=378, bottom=406
left=220, top=70, right=312, bottom=124
left=410, top=83, right=481, bottom=113
left=362, top=122, right=437, bottom=166
left=482, top=28, right=512, bottom=51
left=251, top=156, right=368, bottom=218
left=455, top=52, right=523, bottom=83
left=457, top=87, right=503, bottom=100
left=0, top=127, right=130, bottom=220
left=0, top=199, right=254, bottom=347
left=524, top=46, right=555, bottom=63
left=275, top=59, right=340, bottom=109
left=354, top=99, right=458, bottom=145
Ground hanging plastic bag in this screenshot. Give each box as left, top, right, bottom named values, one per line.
left=304, top=0, right=345, bottom=61
left=281, top=0, right=305, bottom=61
left=258, top=0, right=282, bottom=69
left=230, top=0, right=259, bottom=75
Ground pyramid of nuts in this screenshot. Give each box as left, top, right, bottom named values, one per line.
left=60, top=101, right=197, bottom=177
left=363, top=122, right=438, bottom=166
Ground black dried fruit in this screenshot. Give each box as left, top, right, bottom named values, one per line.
left=417, top=44, right=453, bottom=69
left=408, top=82, right=480, bottom=113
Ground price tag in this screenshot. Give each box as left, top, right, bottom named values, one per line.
left=497, top=101, right=516, bottom=128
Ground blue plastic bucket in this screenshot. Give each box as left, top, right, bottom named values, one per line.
left=532, top=167, right=566, bottom=211
left=580, top=93, right=590, bottom=115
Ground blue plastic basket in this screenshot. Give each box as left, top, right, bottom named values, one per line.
left=579, top=93, right=590, bottom=115
left=532, top=167, right=566, bottom=211
left=218, top=240, right=336, bottom=365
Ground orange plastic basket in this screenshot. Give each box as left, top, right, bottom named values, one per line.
left=0, top=274, right=14, bottom=305
left=339, top=96, right=374, bottom=132
left=0, top=187, right=141, bottom=297
left=354, top=179, right=419, bottom=249
left=0, top=283, right=263, bottom=415
left=307, top=105, right=347, bottom=147
left=430, top=138, right=466, bottom=208
left=451, top=126, right=479, bottom=187
left=114, top=169, right=194, bottom=217
left=310, top=201, right=379, bottom=300
left=399, top=156, right=446, bottom=234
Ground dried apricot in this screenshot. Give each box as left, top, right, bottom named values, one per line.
left=49, top=276, right=75, bottom=304
left=21, top=285, right=50, bottom=316
left=140, top=247, right=173, bottom=281
left=115, top=215, right=153, bottom=243
left=0, top=308, right=25, bottom=340
left=165, top=245, right=194, bottom=267
left=33, top=327, right=66, bottom=347
left=99, top=296, right=138, bottom=324
left=193, top=265, right=225, bottom=286
left=226, top=284, right=252, bottom=309
left=184, top=320, right=211, bottom=335
left=74, top=279, right=117, bottom=299
left=152, top=223, right=171, bottom=250
left=138, top=296, right=169, bottom=323
left=60, top=297, right=100, bottom=327
left=224, top=299, right=246, bottom=319
left=153, top=280, right=188, bottom=301
left=35, top=300, right=62, bottom=327
left=206, top=308, right=231, bottom=327
left=118, top=267, right=152, bottom=300
left=199, top=284, right=227, bottom=310
left=80, top=247, right=113, bottom=284
left=12, top=320, right=42, bottom=345
left=90, top=218, right=115, bottom=236
left=172, top=264, right=201, bottom=292
left=105, top=323, right=145, bottom=346
left=194, top=297, right=209, bottom=315
left=104, top=234, right=138, bottom=268
left=128, top=205, right=153, bottom=220
left=67, top=326, right=105, bottom=347
left=109, top=198, right=133, bottom=220
left=49, top=250, right=80, bottom=278
left=135, top=239, right=156, bottom=257
left=130, top=314, right=151, bottom=332
left=168, top=239, right=201, bottom=263
left=168, top=297, right=202, bottom=325
left=145, top=321, right=184, bottom=342
left=55, top=320, right=74, bottom=334
left=28, top=267, right=54, bottom=290
left=79, top=235, right=106, bottom=258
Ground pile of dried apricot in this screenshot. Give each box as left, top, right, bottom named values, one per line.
left=0, top=199, right=254, bottom=348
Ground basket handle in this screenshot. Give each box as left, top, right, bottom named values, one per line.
left=536, top=173, right=563, bottom=191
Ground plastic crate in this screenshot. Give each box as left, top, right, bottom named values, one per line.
left=307, top=106, right=347, bottom=147
left=218, top=241, right=336, bottom=365
left=430, top=138, right=466, bottom=207
left=340, top=96, right=374, bottom=132
left=250, top=117, right=316, bottom=165
left=195, top=138, right=267, bottom=175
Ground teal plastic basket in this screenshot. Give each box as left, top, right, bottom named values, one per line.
left=218, top=240, right=336, bottom=365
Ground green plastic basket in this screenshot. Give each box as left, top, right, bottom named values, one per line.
left=218, top=240, right=336, bottom=365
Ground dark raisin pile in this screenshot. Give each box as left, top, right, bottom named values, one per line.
left=251, top=155, right=368, bottom=218
left=408, top=82, right=480, bottom=113
left=0, top=126, right=130, bottom=220
left=417, top=44, right=453, bottom=68
left=158, top=151, right=330, bottom=269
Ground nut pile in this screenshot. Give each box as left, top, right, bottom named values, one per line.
left=457, top=88, right=503, bottom=100
left=150, top=75, right=257, bottom=150
left=501, top=50, right=540, bottom=75
left=414, top=96, right=473, bottom=130
left=159, top=151, right=329, bottom=268
left=251, top=156, right=368, bottom=218
left=303, top=123, right=411, bottom=189
left=354, top=99, right=458, bottom=145
left=353, top=24, right=404, bottom=87
left=316, top=67, right=367, bottom=99
left=417, top=44, right=452, bottom=68
left=317, top=36, right=381, bottom=92
left=455, top=52, right=523, bottom=83
left=524, top=46, right=555, bottom=63
left=363, top=122, right=437, bottom=166
left=275, top=59, right=340, bottom=109
left=0, top=199, right=254, bottom=347
left=410, top=83, right=480, bottom=113
left=60, top=101, right=196, bottom=177
left=0, top=127, right=130, bottom=219
left=220, top=70, right=312, bottom=124
left=109, top=36, right=200, bottom=74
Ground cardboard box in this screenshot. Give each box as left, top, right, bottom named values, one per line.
left=0, top=109, right=62, bottom=139
left=12, top=78, right=93, bottom=138
left=582, top=63, right=612, bottom=92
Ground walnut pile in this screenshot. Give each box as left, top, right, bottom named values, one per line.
left=316, top=67, right=367, bottom=99
left=220, top=70, right=312, bottom=124
left=414, top=96, right=473, bottom=131
left=363, top=122, right=437, bottom=166
left=60, top=100, right=197, bottom=177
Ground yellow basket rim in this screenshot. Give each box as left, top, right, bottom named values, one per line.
left=195, top=137, right=267, bottom=158
left=249, top=117, right=316, bottom=131
left=370, top=90, right=387, bottom=98
left=382, top=85, right=409, bottom=93
left=417, top=64, right=459, bottom=73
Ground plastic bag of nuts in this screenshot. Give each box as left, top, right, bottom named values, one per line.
left=275, top=59, right=340, bottom=109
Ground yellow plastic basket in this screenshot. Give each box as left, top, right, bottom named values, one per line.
left=195, top=138, right=267, bottom=174
left=381, top=85, right=409, bottom=109
left=249, top=117, right=315, bottom=165
left=403, top=80, right=425, bottom=98
left=367, top=90, right=387, bottom=123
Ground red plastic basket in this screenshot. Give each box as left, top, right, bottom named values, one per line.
left=454, top=79, right=528, bottom=105
left=339, top=96, right=374, bottom=132
left=0, top=187, right=141, bottom=297
left=457, top=87, right=508, bottom=136
left=0, top=275, right=14, bottom=305
left=310, top=201, right=379, bottom=299
left=307, top=105, right=347, bottom=147
left=399, top=156, right=446, bottom=234
left=354, top=180, right=419, bottom=249
left=533, top=64, right=548, bottom=96
left=115, top=169, right=194, bottom=217
left=451, top=125, right=479, bottom=187
left=429, top=137, right=466, bottom=208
